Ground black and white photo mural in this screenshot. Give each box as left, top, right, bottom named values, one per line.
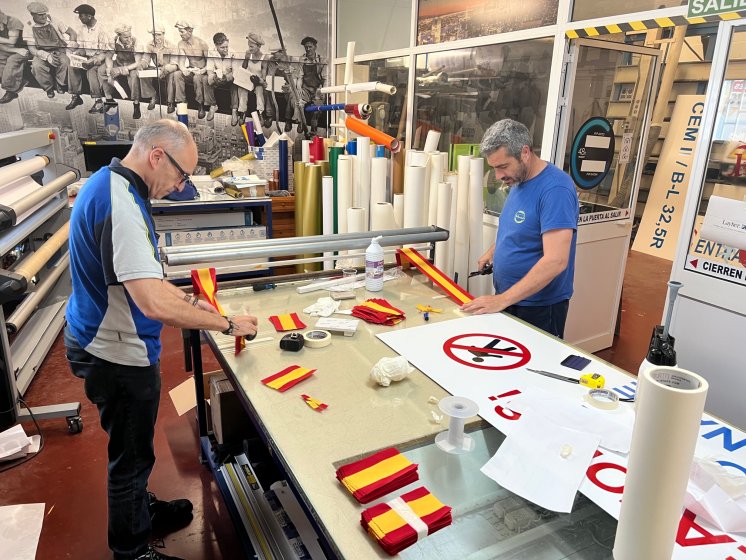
left=0, top=0, right=329, bottom=174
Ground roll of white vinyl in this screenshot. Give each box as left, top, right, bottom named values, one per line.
left=613, top=366, right=709, bottom=560
left=403, top=165, right=426, bottom=229
left=428, top=151, right=444, bottom=227
left=303, top=329, right=332, bottom=348
left=336, top=156, right=353, bottom=235
left=344, top=41, right=356, bottom=85
left=393, top=193, right=404, bottom=228
left=435, top=182, right=452, bottom=273
left=423, top=130, right=441, bottom=153
left=371, top=202, right=396, bottom=231
left=350, top=154, right=360, bottom=208
left=408, top=150, right=431, bottom=214
left=370, top=157, right=388, bottom=205
left=322, top=175, right=335, bottom=270
left=454, top=155, right=472, bottom=287
left=0, top=155, right=49, bottom=187
left=301, top=140, right=312, bottom=163
left=347, top=207, right=367, bottom=266
left=445, top=172, right=458, bottom=279
left=357, top=136, right=371, bottom=227
left=468, top=158, right=486, bottom=294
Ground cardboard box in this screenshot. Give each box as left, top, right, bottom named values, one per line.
left=209, top=374, right=251, bottom=445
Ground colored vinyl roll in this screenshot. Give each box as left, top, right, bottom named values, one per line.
left=176, top=102, right=188, bottom=125
left=300, top=163, right=323, bottom=272
left=329, top=146, right=345, bottom=233
left=344, top=103, right=372, bottom=119
left=303, top=330, right=331, bottom=348
left=305, top=103, right=345, bottom=112
left=245, top=121, right=256, bottom=146
left=345, top=117, right=400, bottom=153
left=278, top=139, right=288, bottom=190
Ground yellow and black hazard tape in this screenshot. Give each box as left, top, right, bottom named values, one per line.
left=566, top=11, right=746, bottom=38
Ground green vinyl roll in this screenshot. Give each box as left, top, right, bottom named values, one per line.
left=328, top=146, right=344, bottom=233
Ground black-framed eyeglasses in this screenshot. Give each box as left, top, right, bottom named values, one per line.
left=153, top=145, right=190, bottom=184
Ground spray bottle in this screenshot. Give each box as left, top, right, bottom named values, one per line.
left=639, top=280, right=682, bottom=377
left=365, top=235, right=384, bottom=292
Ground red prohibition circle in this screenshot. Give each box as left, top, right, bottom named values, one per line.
left=443, top=333, right=531, bottom=371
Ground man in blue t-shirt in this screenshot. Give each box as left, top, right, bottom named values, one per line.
left=65, top=120, right=258, bottom=560
left=462, top=119, right=579, bottom=338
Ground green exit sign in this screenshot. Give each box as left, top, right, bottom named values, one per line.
left=688, top=0, right=746, bottom=17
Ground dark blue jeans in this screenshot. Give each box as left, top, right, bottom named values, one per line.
left=64, top=326, right=160, bottom=559
left=504, top=299, right=570, bottom=339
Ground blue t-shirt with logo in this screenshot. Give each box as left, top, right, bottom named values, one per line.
left=493, top=162, right=579, bottom=306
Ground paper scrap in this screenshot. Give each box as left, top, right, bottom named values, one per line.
left=684, top=457, right=746, bottom=533
left=0, top=503, right=45, bottom=560
left=0, top=424, right=33, bottom=461
left=168, top=377, right=196, bottom=416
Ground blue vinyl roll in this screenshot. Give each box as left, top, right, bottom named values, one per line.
left=177, top=114, right=188, bottom=126
left=305, top=103, right=345, bottom=112
left=279, top=139, right=288, bottom=189
left=375, top=145, right=385, bottom=157
left=346, top=139, right=357, bottom=155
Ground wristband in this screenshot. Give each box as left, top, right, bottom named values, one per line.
left=221, top=315, right=235, bottom=336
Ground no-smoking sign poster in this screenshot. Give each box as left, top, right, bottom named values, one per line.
left=442, top=333, right=531, bottom=370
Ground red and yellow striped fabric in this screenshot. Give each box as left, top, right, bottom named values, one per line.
left=396, top=247, right=474, bottom=305
left=301, top=394, right=328, bottom=412
left=351, top=298, right=406, bottom=326
left=191, top=268, right=245, bottom=355
left=268, top=312, right=307, bottom=332
left=336, top=447, right=419, bottom=504
left=261, top=365, right=315, bottom=392
left=361, top=486, right=452, bottom=555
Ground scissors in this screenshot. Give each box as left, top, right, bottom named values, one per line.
left=468, top=263, right=493, bottom=278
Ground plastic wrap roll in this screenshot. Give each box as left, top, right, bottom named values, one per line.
left=337, top=156, right=353, bottom=235
left=322, top=175, right=335, bottom=270
left=15, top=221, right=70, bottom=282
left=370, top=157, right=388, bottom=205
left=403, top=165, right=426, bottom=229
left=0, top=156, right=49, bottom=186
left=428, top=151, right=444, bottom=227
left=423, top=130, right=441, bottom=153
left=445, top=172, right=459, bottom=279
left=1, top=170, right=78, bottom=229
left=468, top=158, right=485, bottom=293
left=454, top=155, right=472, bottom=287
left=393, top=193, right=404, bottom=228
left=344, top=41, right=356, bottom=85
left=301, top=140, right=312, bottom=163
left=435, top=182, right=452, bottom=274
left=278, top=139, right=288, bottom=190
left=345, top=117, right=400, bottom=153
left=357, top=136, right=371, bottom=227
left=614, top=367, right=709, bottom=560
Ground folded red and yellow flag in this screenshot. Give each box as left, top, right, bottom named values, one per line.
left=268, top=312, right=307, bottom=332
left=396, top=247, right=474, bottom=305
left=261, top=365, right=315, bottom=392
left=361, top=486, right=452, bottom=555
left=301, top=394, right=328, bottom=412
left=351, top=298, right=406, bottom=326
left=336, top=447, right=418, bottom=504
left=191, top=267, right=245, bottom=355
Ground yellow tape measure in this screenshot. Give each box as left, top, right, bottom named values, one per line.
left=579, top=373, right=605, bottom=389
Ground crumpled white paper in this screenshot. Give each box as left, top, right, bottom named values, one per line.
left=684, top=457, right=746, bottom=533
left=370, top=356, right=414, bottom=387
left=303, top=297, right=340, bottom=317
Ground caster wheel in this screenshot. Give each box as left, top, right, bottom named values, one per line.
left=66, top=415, right=83, bottom=434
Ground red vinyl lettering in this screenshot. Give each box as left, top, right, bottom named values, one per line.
left=586, top=461, right=626, bottom=493
left=675, top=509, right=735, bottom=547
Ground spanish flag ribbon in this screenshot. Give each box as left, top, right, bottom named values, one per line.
left=336, top=447, right=419, bottom=504
left=396, top=247, right=474, bottom=305
left=351, top=298, right=406, bottom=326
left=262, top=365, right=315, bottom=392
left=268, top=312, right=307, bottom=332
left=301, top=394, right=328, bottom=412
left=191, top=268, right=245, bottom=355
left=360, top=486, right=452, bottom=555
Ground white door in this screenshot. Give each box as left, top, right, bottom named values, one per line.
left=554, top=39, right=659, bottom=353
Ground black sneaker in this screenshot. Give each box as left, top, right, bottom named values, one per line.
left=65, top=94, right=83, bottom=110
left=148, top=492, right=193, bottom=536
left=46, top=89, right=55, bottom=98
left=283, top=120, right=292, bottom=132
left=89, top=99, right=104, bottom=113
left=133, top=102, right=141, bottom=119
left=0, top=91, right=18, bottom=104
left=133, top=545, right=185, bottom=560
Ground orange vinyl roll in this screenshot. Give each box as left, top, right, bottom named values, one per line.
left=345, top=117, right=400, bottom=153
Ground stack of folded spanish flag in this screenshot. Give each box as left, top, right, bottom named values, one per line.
left=351, top=299, right=405, bottom=326
left=336, top=448, right=418, bottom=504
left=361, top=486, right=452, bottom=555
left=268, top=312, right=307, bottom=332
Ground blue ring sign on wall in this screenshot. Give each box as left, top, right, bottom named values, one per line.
left=570, top=117, right=615, bottom=190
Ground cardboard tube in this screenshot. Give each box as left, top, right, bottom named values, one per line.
left=435, top=182, right=452, bottom=274
left=15, top=221, right=70, bottom=282
left=392, top=149, right=404, bottom=195
left=344, top=41, right=356, bottom=85
left=614, top=367, right=709, bottom=560
left=370, top=157, right=388, bottom=205
left=0, top=156, right=49, bottom=186
left=336, top=156, right=353, bottom=235
left=346, top=117, right=400, bottom=153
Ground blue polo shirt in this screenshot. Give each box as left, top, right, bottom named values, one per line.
left=493, top=162, right=578, bottom=306
left=66, top=159, right=164, bottom=366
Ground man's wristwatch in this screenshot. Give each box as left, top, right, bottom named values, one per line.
left=221, top=316, right=235, bottom=336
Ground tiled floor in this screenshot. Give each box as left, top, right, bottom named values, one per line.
left=0, top=250, right=671, bottom=560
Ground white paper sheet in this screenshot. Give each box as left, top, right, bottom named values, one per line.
left=684, top=457, right=746, bottom=533
left=481, top=413, right=601, bottom=512
left=0, top=424, right=32, bottom=460
left=0, top=503, right=45, bottom=560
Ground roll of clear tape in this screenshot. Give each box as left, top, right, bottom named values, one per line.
left=435, top=396, right=479, bottom=454
left=613, top=366, right=709, bottom=560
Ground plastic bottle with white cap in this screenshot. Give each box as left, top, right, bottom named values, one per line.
left=365, top=235, right=384, bottom=292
